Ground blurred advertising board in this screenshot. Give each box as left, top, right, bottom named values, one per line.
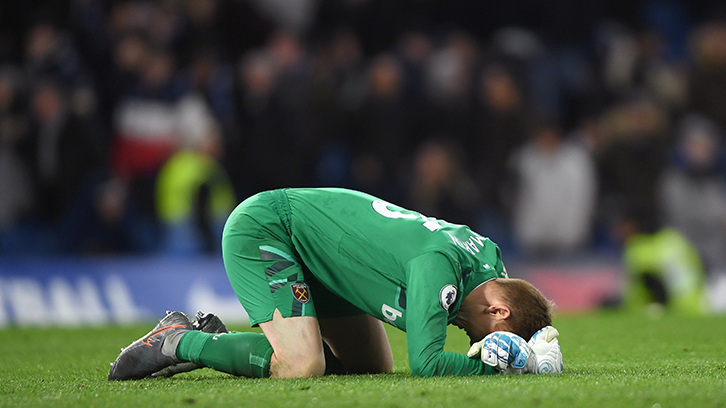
left=0, top=256, right=625, bottom=327
left=0, top=256, right=247, bottom=327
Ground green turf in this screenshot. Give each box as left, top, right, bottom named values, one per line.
left=1, top=311, right=725, bottom=408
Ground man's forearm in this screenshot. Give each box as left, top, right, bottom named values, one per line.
left=409, top=348, right=498, bottom=377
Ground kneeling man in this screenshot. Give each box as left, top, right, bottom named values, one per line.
left=109, top=188, right=562, bottom=380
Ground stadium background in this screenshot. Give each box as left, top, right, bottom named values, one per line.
left=1, top=0, right=726, bottom=325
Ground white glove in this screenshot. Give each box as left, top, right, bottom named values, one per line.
left=467, top=331, right=534, bottom=372
left=526, top=325, right=563, bottom=374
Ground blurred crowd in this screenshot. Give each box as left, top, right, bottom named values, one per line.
left=2, top=0, right=726, bottom=283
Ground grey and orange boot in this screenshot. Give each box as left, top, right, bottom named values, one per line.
left=108, top=311, right=193, bottom=381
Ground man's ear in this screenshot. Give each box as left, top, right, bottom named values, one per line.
left=487, top=304, right=511, bottom=321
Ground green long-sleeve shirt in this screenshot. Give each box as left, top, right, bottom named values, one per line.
left=278, top=188, right=507, bottom=376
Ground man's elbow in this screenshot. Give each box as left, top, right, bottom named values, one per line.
left=409, top=358, right=439, bottom=377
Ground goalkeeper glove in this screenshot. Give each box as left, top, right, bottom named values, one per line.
left=467, top=326, right=564, bottom=374
left=527, top=325, right=563, bottom=374
left=467, top=331, right=534, bottom=372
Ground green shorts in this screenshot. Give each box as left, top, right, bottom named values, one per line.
left=221, top=189, right=363, bottom=326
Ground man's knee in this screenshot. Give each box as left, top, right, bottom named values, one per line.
left=343, top=341, right=393, bottom=374
left=319, top=314, right=394, bottom=375
left=270, top=349, right=325, bottom=378
left=365, top=356, right=394, bottom=374
left=261, top=312, right=326, bottom=378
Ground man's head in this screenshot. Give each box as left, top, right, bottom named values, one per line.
left=453, top=278, right=553, bottom=344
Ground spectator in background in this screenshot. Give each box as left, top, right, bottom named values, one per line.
left=266, top=31, right=318, bottom=185
left=314, top=28, right=368, bottom=137
left=507, top=117, right=597, bottom=258
left=689, top=21, right=726, bottom=133
left=24, top=22, right=88, bottom=87
left=21, top=22, right=104, bottom=236
left=349, top=54, right=409, bottom=202
left=307, top=29, right=366, bottom=188
left=100, top=48, right=188, bottom=252
left=597, top=93, right=671, bottom=237
left=615, top=208, right=710, bottom=316
left=155, top=95, right=236, bottom=255
left=397, top=31, right=433, bottom=141
left=247, top=0, right=318, bottom=35
left=469, top=64, right=529, bottom=247
left=106, top=33, right=148, bottom=111
left=565, top=103, right=613, bottom=249
left=110, top=49, right=185, bottom=182
left=596, top=17, right=689, bottom=115
left=20, top=80, right=104, bottom=251
left=639, top=2, right=691, bottom=114
left=185, top=50, right=236, bottom=136
left=232, top=30, right=320, bottom=194
left=659, top=114, right=726, bottom=274
left=7, top=0, right=726, bottom=262
left=406, top=138, right=481, bottom=227
left=0, top=66, right=34, bottom=253
left=422, top=31, right=478, bottom=140
left=177, top=0, right=224, bottom=66
left=183, top=49, right=238, bottom=194
left=233, top=49, right=293, bottom=195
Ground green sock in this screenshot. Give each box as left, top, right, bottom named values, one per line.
left=176, top=331, right=273, bottom=378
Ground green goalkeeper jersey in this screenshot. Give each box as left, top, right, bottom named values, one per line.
left=278, top=187, right=507, bottom=376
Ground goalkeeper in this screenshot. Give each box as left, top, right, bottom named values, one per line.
left=109, top=188, right=560, bottom=380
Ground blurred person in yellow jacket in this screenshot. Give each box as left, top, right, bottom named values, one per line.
left=616, top=209, right=710, bottom=316
left=155, top=95, right=235, bottom=254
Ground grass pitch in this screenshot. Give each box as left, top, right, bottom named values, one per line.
left=1, top=311, right=725, bottom=408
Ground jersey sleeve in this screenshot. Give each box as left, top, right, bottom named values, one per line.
left=405, top=252, right=497, bottom=377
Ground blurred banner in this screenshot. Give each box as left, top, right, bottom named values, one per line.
left=512, top=261, right=624, bottom=312
left=0, top=256, right=247, bottom=327
left=0, top=256, right=627, bottom=327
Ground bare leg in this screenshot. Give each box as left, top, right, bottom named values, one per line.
left=259, top=309, right=326, bottom=378
left=319, top=314, right=393, bottom=374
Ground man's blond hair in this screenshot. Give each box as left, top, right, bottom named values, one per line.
left=494, top=278, right=554, bottom=340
